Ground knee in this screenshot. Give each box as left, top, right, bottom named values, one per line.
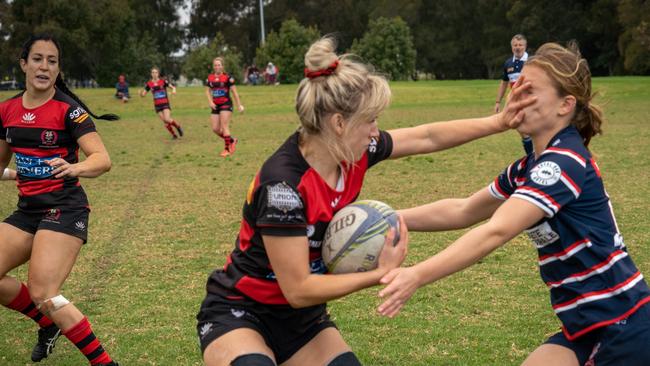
left=326, top=352, right=362, bottom=366
left=230, top=353, right=276, bottom=366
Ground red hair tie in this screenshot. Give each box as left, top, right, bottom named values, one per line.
left=304, top=60, right=339, bottom=79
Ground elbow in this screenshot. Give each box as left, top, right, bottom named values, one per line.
left=284, top=291, right=312, bottom=309
left=103, top=156, right=112, bottom=174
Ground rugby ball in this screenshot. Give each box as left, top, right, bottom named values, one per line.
left=322, top=200, right=400, bottom=274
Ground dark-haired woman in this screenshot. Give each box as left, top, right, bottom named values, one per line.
left=378, top=43, right=650, bottom=366
left=0, top=35, right=119, bottom=365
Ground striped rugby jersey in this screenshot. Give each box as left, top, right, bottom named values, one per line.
left=0, top=89, right=95, bottom=207
left=489, top=125, right=650, bottom=340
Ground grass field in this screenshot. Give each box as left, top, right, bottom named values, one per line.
left=1, top=77, right=649, bottom=365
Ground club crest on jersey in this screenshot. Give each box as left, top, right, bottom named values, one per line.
left=21, top=112, right=36, bottom=124
left=69, top=107, right=89, bottom=123
left=267, top=182, right=302, bottom=212
left=40, top=130, right=59, bottom=146
left=530, top=161, right=561, bottom=186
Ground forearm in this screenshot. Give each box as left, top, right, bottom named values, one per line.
left=425, top=114, right=505, bottom=151
left=74, top=152, right=111, bottom=178
left=496, top=82, right=508, bottom=103
left=401, top=199, right=473, bottom=231
left=411, top=222, right=513, bottom=287
left=285, top=269, right=385, bottom=308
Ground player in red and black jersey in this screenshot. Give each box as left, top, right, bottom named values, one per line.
left=0, top=35, right=119, bottom=366
left=140, top=67, right=183, bottom=139
left=205, top=57, right=244, bottom=157
left=196, top=37, right=534, bottom=366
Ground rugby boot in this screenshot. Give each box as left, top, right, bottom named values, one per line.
left=31, top=324, right=61, bottom=362
left=228, top=137, right=238, bottom=154
left=175, top=125, right=184, bottom=137
left=219, top=149, right=230, bottom=157
left=97, top=362, right=120, bottom=366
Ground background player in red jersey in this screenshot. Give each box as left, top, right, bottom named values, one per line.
left=0, top=35, right=119, bottom=366
left=378, top=43, right=650, bottom=366
left=140, top=67, right=183, bottom=139
left=205, top=57, right=244, bottom=157
left=196, top=37, right=535, bottom=366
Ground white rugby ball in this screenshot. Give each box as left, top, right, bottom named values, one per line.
left=322, top=200, right=400, bottom=274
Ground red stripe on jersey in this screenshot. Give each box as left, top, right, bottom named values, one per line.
left=563, top=295, right=650, bottom=340
left=235, top=275, right=288, bottom=305
left=493, top=177, right=510, bottom=198
left=12, top=146, right=69, bottom=158
left=238, top=219, right=255, bottom=252
left=544, top=147, right=586, bottom=166
left=546, top=250, right=627, bottom=288
left=561, top=171, right=580, bottom=191
left=539, top=238, right=590, bottom=263
left=517, top=186, right=561, bottom=211
left=591, top=158, right=602, bottom=178
left=19, top=179, right=64, bottom=196
left=553, top=271, right=643, bottom=311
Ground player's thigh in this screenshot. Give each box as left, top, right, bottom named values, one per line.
left=204, top=328, right=275, bottom=366
left=27, top=230, right=82, bottom=299
left=0, top=222, right=33, bottom=276
left=157, top=110, right=167, bottom=122
left=210, top=114, right=222, bottom=132
left=281, top=327, right=351, bottom=366
left=162, top=108, right=173, bottom=121
left=521, top=343, right=579, bottom=366
left=220, top=111, right=232, bottom=126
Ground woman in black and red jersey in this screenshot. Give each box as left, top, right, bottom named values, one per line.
left=196, top=37, right=534, bottom=366
left=140, top=67, right=183, bottom=139
left=205, top=57, right=244, bottom=157
left=0, top=35, right=119, bottom=366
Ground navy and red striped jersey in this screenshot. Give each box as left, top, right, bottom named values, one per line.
left=0, top=89, right=96, bottom=207
left=144, top=79, right=171, bottom=106
left=207, top=131, right=394, bottom=305
left=488, top=125, right=650, bottom=340
left=205, top=73, right=234, bottom=105
left=502, top=52, right=528, bottom=87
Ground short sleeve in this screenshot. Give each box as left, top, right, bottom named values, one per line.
left=255, top=181, right=308, bottom=237
left=502, top=62, right=509, bottom=82
left=367, top=130, right=394, bottom=168
left=511, top=151, right=586, bottom=217
left=65, top=105, right=97, bottom=140
left=144, top=83, right=151, bottom=91
left=488, top=158, right=524, bottom=200
left=228, top=77, right=236, bottom=86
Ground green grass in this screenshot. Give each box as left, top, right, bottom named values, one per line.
left=1, top=77, right=649, bottom=365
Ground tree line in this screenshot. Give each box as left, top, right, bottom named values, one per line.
left=1, top=0, right=648, bottom=87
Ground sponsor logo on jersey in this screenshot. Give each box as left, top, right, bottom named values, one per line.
left=368, top=137, right=378, bottom=153
left=212, top=89, right=227, bottom=98
left=15, top=152, right=59, bottom=179
left=530, top=161, right=561, bottom=186
left=21, top=112, right=36, bottom=124
left=153, top=90, right=167, bottom=99
left=40, top=130, right=59, bottom=146
left=267, top=182, right=303, bottom=212
left=69, top=107, right=89, bottom=123
left=525, top=221, right=560, bottom=248
left=331, top=196, right=341, bottom=208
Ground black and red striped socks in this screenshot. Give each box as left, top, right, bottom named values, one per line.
left=4, top=282, right=53, bottom=328
left=164, top=122, right=177, bottom=138
left=63, top=317, right=113, bottom=365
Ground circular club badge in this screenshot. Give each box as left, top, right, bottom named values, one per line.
left=530, top=161, right=562, bottom=186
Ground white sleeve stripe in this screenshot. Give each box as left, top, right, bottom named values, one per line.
left=514, top=188, right=560, bottom=213
left=541, top=149, right=586, bottom=168
left=511, top=194, right=555, bottom=217
left=489, top=183, right=507, bottom=200
left=560, top=175, right=580, bottom=198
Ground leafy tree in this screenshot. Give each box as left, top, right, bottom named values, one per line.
left=618, top=0, right=650, bottom=74
left=350, top=17, right=416, bottom=80
left=182, top=33, right=244, bottom=82
left=255, top=19, right=320, bottom=84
